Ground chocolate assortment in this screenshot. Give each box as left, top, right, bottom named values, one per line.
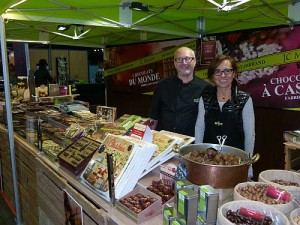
left=146, top=180, right=174, bottom=204
left=188, top=147, right=242, bottom=165
left=119, top=193, right=158, bottom=214
left=271, top=179, right=299, bottom=187
left=42, top=139, right=65, bottom=160
left=58, top=137, right=101, bottom=175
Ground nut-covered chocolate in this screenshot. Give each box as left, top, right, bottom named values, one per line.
left=226, top=209, right=273, bottom=225
left=188, top=147, right=242, bottom=165
left=236, top=184, right=291, bottom=204
left=271, top=179, right=299, bottom=187
left=119, top=194, right=158, bottom=214
left=146, top=180, right=174, bottom=204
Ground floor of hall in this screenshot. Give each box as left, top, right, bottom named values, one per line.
left=0, top=192, right=16, bottom=225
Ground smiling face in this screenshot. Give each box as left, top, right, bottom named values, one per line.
left=173, top=47, right=196, bottom=82
left=212, top=59, right=236, bottom=89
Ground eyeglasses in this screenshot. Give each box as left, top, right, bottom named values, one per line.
left=214, top=68, right=233, bottom=76
left=174, top=57, right=195, bottom=63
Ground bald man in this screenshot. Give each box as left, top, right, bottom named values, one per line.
left=149, top=47, right=211, bottom=136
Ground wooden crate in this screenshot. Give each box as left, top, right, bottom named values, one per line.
left=0, top=132, right=9, bottom=151
left=38, top=207, right=57, bottom=225
left=15, top=140, right=37, bottom=173
left=36, top=158, right=66, bottom=224
left=38, top=195, right=65, bottom=225
left=36, top=158, right=66, bottom=203
left=19, top=184, right=39, bottom=225
left=16, top=157, right=37, bottom=199
left=64, top=185, right=107, bottom=225
left=35, top=157, right=107, bottom=225
left=0, top=147, right=11, bottom=169
left=83, top=212, right=103, bottom=225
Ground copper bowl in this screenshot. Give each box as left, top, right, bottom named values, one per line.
left=178, top=143, right=260, bottom=189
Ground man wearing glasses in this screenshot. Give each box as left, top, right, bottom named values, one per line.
left=149, top=46, right=211, bottom=136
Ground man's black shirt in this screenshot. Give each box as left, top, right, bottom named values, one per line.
left=150, top=75, right=211, bottom=136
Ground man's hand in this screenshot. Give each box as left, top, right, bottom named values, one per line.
left=149, top=119, right=158, bottom=130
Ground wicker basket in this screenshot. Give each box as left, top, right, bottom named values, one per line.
left=290, top=208, right=300, bottom=225
left=259, top=169, right=300, bottom=202
left=234, top=181, right=297, bottom=216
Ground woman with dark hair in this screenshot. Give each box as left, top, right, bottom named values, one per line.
left=195, top=54, right=255, bottom=178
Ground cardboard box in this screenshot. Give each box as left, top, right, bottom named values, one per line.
left=116, top=186, right=162, bottom=224
left=160, top=162, right=177, bottom=186
left=96, top=105, right=117, bottom=123
left=117, top=115, right=142, bottom=130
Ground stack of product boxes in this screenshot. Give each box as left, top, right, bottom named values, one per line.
left=163, top=179, right=219, bottom=225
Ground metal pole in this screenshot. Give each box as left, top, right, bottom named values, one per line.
left=0, top=16, right=23, bottom=225
left=24, top=43, right=30, bottom=75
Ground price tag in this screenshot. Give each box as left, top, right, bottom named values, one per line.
left=174, top=162, right=188, bottom=181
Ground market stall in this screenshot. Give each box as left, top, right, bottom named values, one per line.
left=0, top=103, right=299, bottom=225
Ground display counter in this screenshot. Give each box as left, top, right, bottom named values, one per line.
left=37, top=94, right=80, bottom=102
left=0, top=124, right=163, bottom=225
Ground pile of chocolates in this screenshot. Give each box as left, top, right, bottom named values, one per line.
left=271, top=179, right=299, bottom=187
left=188, top=147, right=242, bottom=165
left=236, top=184, right=290, bottom=204
left=147, top=180, right=174, bottom=204
left=119, top=193, right=158, bottom=214
left=226, top=209, right=273, bottom=225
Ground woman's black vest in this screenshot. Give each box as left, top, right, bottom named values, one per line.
left=202, top=87, right=250, bottom=149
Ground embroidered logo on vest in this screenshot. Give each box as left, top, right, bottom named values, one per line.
left=214, top=121, right=223, bottom=126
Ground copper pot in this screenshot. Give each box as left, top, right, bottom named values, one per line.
left=178, top=143, right=260, bottom=189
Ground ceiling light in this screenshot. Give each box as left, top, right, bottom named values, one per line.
left=77, top=25, right=85, bottom=33
left=197, top=16, right=206, bottom=37
left=57, top=25, right=70, bottom=31
left=6, top=39, right=49, bottom=44
left=9, top=0, right=27, bottom=9
left=129, top=2, right=149, bottom=11
left=206, top=0, right=250, bottom=12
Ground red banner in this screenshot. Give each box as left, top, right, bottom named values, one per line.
left=201, top=26, right=300, bottom=109
left=104, top=39, right=195, bottom=93
left=104, top=26, right=300, bottom=109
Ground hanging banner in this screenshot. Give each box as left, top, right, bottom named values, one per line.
left=196, top=26, right=300, bottom=109
left=104, top=25, right=300, bottom=109
left=199, top=36, right=217, bottom=65
left=104, top=39, right=195, bottom=93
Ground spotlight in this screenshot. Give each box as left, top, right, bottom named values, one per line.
left=197, top=16, right=206, bottom=36
left=77, top=25, right=85, bottom=33
left=57, top=25, right=70, bottom=31
left=129, top=2, right=149, bottom=11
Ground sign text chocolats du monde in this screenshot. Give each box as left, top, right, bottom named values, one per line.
left=129, top=69, right=160, bottom=87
